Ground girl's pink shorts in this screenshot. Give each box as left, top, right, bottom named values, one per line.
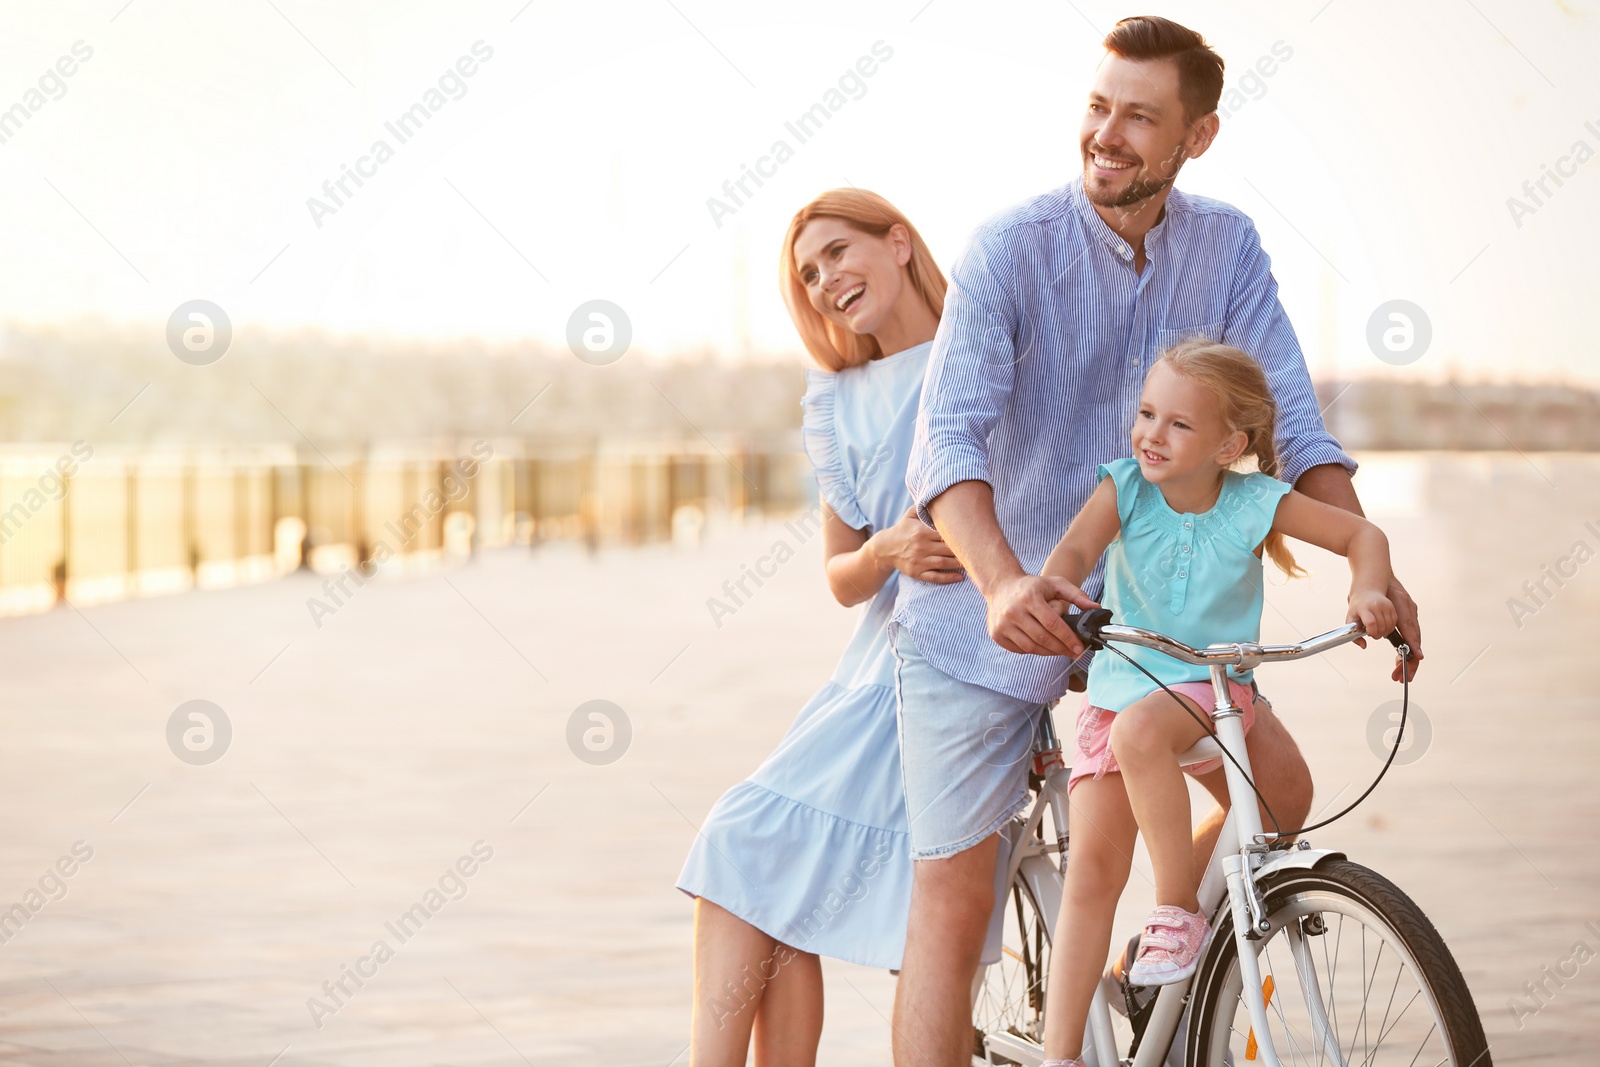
left=1067, top=679, right=1259, bottom=794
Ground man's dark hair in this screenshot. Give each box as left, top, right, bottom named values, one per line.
left=1103, top=15, right=1225, bottom=123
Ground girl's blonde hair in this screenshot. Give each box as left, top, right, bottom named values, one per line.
left=1158, top=340, right=1305, bottom=578
left=779, top=188, right=947, bottom=372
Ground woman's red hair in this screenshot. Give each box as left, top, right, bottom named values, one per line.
left=778, top=189, right=946, bottom=371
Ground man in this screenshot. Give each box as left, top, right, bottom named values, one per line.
left=888, top=16, right=1425, bottom=1066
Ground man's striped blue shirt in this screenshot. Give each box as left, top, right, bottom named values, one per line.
left=893, top=176, right=1356, bottom=704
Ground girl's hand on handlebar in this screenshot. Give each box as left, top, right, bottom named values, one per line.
left=1347, top=590, right=1399, bottom=651
left=869, top=508, right=965, bottom=585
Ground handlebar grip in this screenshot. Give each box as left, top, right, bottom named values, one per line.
left=1067, top=607, right=1114, bottom=650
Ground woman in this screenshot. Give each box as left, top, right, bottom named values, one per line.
left=676, top=189, right=959, bottom=1066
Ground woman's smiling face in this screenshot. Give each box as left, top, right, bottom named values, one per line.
left=791, top=217, right=911, bottom=339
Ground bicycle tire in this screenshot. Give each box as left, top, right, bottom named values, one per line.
left=1188, top=857, right=1490, bottom=1066
left=971, top=864, right=1054, bottom=1064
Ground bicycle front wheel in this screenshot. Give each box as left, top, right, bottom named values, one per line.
left=1188, top=858, right=1489, bottom=1066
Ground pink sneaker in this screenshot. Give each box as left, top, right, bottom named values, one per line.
left=1126, top=905, right=1210, bottom=985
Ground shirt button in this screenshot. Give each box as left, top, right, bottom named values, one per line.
left=1183, top=521, right=1192, bottom=529
left=1182, top=546, right=1190, bottom=553
left=1179, top=571, right=1187, bottom=578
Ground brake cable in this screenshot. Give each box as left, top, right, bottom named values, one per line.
left=1072, top=614, right=1413, bottom=842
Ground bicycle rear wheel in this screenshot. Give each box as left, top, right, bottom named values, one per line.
left=971, top=872, right=1052, bottom=1064
left=1188, top=858, right=1490, bottom=1066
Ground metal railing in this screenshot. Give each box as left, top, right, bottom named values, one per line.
left=0, top=439, right=809, bottom=616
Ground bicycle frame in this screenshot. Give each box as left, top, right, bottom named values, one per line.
left=987, top=622, right=1370, bottom=1067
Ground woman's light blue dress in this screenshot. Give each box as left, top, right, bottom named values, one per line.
left=675, top=341, right=932, bottom=970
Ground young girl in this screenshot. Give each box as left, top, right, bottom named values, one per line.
left=1037, top=341, right=1398, bottom=1067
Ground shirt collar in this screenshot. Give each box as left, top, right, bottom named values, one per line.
left=1070, top=176, right=1186, bottom=264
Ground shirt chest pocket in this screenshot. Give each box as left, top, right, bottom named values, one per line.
left=1153, top=320, right=1225, bottom=358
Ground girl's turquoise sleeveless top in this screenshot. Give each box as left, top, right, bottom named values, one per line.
left=1084, top=457, right=1293, bottom=712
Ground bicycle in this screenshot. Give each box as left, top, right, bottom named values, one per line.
left=971, top=610, right=1491, bottom=1067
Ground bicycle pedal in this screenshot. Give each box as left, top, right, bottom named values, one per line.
left=1110, top=933, right=1158, bottom=1026
left=1125, top=980, right=1157, bottom=1033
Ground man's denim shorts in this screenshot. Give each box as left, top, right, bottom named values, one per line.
left=891, top=625, right=1044, bottom=861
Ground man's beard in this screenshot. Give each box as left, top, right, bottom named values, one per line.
left=1085, top=169, right=1174, bottom=208
left=1082, top=146, right=1184, bottom=209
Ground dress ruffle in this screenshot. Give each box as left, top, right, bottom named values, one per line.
left=799, top=369, right=871, bottom=530
left=677, top=779, right=914, bottom=970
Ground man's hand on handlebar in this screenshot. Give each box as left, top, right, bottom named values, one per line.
left=1348, top=580, right=1422, bottom=682
left=1384, top=578, right=1423, bottom=682
left=985, top=574, right=1099, bottom=658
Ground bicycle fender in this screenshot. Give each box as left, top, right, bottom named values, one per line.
left=1253, top=847, right=1346, bottom=883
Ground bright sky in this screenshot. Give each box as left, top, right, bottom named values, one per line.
left=1, top=0, right=1596, bottom=384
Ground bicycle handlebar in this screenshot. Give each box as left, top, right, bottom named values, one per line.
left=1066, top=607, right=1406, bottom=671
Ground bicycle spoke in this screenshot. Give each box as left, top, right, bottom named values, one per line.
left=1327, top=913, right=1344, bottom=1047
left=1365, top=935, right=1388, bottom=1062
left=1353, top=925, right=1367, bottom=1066
left=1399, top=1022, right=1438, bottom=1067
left=1261, top=936, right=1317, bottom=1066
left=1359, top=990, right=1424, bottom=1067
left=1343, top=927, right=1382, bottom=1066
left=1364, top=952, right=1410, bottom=1065
left=974, top=870, right=1052, bottom=1052
left=1319, top=915, right=1343, bottom=1067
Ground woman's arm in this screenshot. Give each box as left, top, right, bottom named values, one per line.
left=822, top=498, right=963, bottom=608
left=1270, top=491, right=1398, bottom=638
left=1041, top=478, right=1121, bottom=587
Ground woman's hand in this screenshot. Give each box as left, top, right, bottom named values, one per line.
left=1347, top=588, right=1399, bottom=652
left=867, top=508, right=965, bottom=584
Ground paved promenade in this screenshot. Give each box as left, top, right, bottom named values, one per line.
left=0, top=453, right=1594, bottom=1064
